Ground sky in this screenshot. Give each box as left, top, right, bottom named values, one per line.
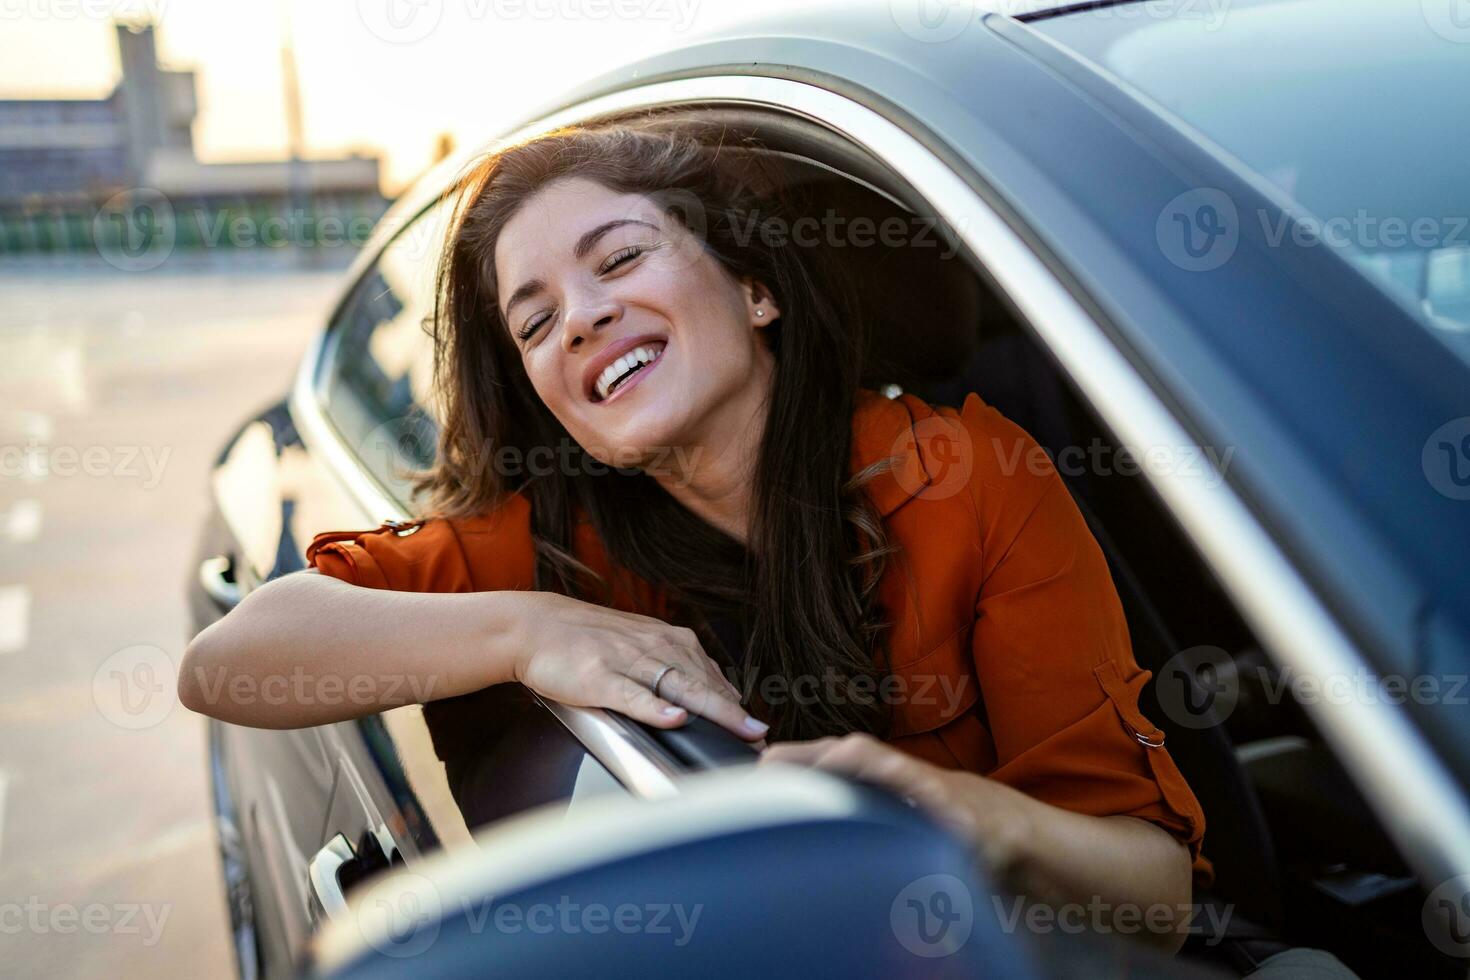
left=0, top=0, right=827, bottom=193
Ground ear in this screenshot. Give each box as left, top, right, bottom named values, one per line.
left=742, top=277, right=782, bottom=329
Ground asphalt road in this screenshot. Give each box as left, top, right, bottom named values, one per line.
left=0, top=259, right=347, bottom=978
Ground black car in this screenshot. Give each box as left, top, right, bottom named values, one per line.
left=187, top=2, right=1470, bottom=977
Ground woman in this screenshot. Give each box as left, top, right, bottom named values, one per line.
left=179, top=121, right=1208, bottom=953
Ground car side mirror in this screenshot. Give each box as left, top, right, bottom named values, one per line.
left=304, top=765, right=1038, bottom=980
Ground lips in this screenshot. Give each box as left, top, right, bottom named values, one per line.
left=582, top=333, right=668, bottom=403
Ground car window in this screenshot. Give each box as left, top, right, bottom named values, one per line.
left=319, top=203, right=450, bottom=504
left=1033, top=0, right=1470, bottom=363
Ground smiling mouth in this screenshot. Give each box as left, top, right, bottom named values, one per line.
left=592, top=341, right=666, bottom=403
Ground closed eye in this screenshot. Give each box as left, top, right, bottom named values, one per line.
left=599, top=245, right=646, bottom=274
left=516, top=244, right=655, bottom=344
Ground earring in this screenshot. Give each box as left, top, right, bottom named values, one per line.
left=755, top=309, right=765, bottom=317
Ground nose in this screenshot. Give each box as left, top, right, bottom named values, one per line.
left=562, top=293, right=621, bottom=353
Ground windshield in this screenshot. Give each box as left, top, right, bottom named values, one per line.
left=1033, top=0, right=1470, bottom=364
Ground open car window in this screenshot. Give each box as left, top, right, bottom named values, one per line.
left=318, top=202, right=448, bottom=505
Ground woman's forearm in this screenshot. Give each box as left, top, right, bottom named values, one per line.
left=178, top=569, right=528, bottom=729
left=759, top=733, right=1193, bottom=954
left=984, top=779, right=1194, bottom=953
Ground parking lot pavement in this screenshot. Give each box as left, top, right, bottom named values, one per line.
left=0, top=262, right=344, bottom=978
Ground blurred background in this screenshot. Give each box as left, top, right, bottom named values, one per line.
left=0, top=1, right=796, bottom=975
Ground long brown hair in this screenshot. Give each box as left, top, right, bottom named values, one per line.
left=414, top=116, right=898, bottom=740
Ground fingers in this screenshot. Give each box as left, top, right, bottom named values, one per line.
left=624, top=651, right=766, bottom=741
left=760, top=733, right=936, bottom=802
left=615, top=674, right=688, bottom=728
left=654, top=665, right=769, bottom=742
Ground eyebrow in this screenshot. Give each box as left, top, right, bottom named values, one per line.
left=501, top=218, right=660, bottom=323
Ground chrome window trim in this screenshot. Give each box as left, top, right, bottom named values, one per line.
left=292, top=74, right=1470, bottom=885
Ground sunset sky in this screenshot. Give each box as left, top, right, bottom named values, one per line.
left=0, top=0, right=821, bottom=193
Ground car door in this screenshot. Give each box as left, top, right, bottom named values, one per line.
left=192, top=196, right=661, bottom=978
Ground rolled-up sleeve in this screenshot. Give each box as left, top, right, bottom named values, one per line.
left=305, top=518, right=475, bottom=593
left=963, top=396, right=1211, bottom=885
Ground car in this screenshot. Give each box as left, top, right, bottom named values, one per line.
left=186, top=1, right=1470, bottom=977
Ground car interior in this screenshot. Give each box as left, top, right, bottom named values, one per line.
left=321, top=101, right=1460, bottom=976
left=528, top=105, right=1457, bottom=978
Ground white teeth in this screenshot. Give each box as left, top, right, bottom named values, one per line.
left=594, top=344, right=664, bottom=401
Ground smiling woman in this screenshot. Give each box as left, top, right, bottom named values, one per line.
left=421, top=122, right=895, bottom=742
left=182, top=119, right=1208, bottom=954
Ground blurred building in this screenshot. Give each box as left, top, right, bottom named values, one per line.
left=0, top=23, right=388, bottom=258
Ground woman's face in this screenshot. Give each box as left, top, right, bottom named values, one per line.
left=494, top=176, right=779, bottom=470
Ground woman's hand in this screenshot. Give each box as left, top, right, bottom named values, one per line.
left=761, top=733, right=1195, bottom=954
left=759, top=733, right=1031, bottom=874
left=512, top=591, right=769, bottom=741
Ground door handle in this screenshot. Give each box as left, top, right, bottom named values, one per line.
left=308, top=830, right=394, bottom=925
left=198, top=555, right=242, bottom=610
left=308, top=833, right=356, bottom=923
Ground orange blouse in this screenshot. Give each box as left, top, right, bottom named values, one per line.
left=306, top=388, right=1212, bottom=886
